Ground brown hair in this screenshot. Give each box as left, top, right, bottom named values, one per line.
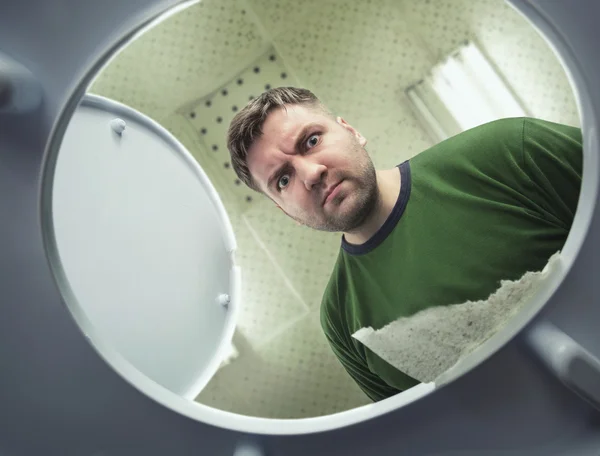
left=226, top=86, right=330, bottom=192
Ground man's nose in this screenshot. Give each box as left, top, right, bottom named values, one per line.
left=298, top=160, right=327, bottom=191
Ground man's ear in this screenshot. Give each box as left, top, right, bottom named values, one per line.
left=275, top=203, right=302, bottom=226
left=336, top=116, right=367, bottom=147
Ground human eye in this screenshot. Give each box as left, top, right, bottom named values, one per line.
left=277, top=173, right=291, bottom=191
left=305, top=133, right=320, bottom=149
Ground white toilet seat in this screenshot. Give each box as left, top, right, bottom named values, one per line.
left=51, top=94, right=239, bottom=399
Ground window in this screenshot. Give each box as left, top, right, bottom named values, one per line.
left=406, top=40, right=528, bottom=143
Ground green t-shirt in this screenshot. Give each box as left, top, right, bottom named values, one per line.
left=320, top=117, right=583, bottom=402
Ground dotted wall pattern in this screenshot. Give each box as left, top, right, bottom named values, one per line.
left=184, top=47, right=300, bottom=211
left=241, top=200, right=342, bottom=311
left=88, top=0, right=580, bottom=418
left=89, top=0, right=267, bottom=123
left=197, top=311, right=369, bottom=418
left=231, top=214, right=309, bottom=349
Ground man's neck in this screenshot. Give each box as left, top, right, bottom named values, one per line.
left=344, top=167, right=401, bottom=246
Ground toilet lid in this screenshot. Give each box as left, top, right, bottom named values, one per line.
left=50, top=94, right=238, bottom=399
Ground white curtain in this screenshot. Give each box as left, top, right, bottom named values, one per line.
left=406, top=41, right=528, bottom=143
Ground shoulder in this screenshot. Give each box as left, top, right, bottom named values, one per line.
left=521, top=117, right=582, bottom=146
left=412, top=117, right=527, bottom=166
left=446, top=117, right=527, bottom=153
left=465, top=117, right=526, bottom=138
left=409, top=118, right=528, bottom=181
left=448, top=117, right=581, bottom=157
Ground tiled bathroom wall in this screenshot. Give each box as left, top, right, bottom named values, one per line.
left=89, top=0, right=579, bottom=418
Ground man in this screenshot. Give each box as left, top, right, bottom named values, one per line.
left=226, top=87, right=582, bottom=401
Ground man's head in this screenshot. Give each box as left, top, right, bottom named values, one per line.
left=227, top=87, right=378, bottom=233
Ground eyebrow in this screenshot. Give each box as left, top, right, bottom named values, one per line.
left=266, top=122, right=322, bottom=192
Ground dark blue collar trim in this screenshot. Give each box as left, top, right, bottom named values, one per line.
left=342, top=160, right=411, bottom=256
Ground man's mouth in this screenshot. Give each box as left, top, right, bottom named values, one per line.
left=323, top=181, right=343, bottom=206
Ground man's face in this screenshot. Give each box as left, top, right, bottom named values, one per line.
left=247, top=104, right=378, bottom=232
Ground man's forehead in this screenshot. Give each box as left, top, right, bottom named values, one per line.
left=254, top=105, right=327, bottom=155
left=262, top=104, right=320, bottom=138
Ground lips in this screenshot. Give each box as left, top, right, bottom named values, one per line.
left=323, top=181, right=342, bottom=206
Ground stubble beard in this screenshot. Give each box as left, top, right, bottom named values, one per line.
left=294, top=153, right=379, bottom=233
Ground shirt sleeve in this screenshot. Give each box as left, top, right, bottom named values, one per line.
left=320, top=297, right=401, bottom=402
left=521, top=118, right=583, bottom=230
